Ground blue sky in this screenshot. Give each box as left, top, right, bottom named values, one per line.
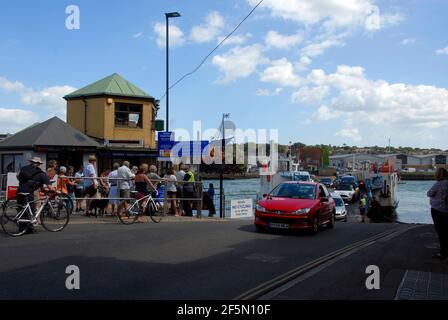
left=0, top=0, right=447, bottom=148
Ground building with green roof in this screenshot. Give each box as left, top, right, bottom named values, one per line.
left=64, top=73, right=161, bottom=170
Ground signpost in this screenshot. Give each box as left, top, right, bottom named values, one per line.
left=230, top=199, right=253, bottom=219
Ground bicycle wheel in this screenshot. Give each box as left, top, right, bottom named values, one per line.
left=118, top=199, right=141, bottom=225
left=40, top=200, right=70, bottom=232
left=149, top=200, right=165, bottom=223
left=1, top=201, right=29, bottom=237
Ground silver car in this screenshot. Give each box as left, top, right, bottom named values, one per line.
left=331, top=192, right=348, bottom=222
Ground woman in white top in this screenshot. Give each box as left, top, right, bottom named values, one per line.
left=164, top=168, right=179, bottom=215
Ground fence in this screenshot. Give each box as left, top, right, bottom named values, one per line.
left=0, top=173, right=260, bottom=219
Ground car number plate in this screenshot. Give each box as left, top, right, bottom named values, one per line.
left=268, top=222, right=289, bottom=229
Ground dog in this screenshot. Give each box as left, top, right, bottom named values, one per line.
left=89, top=186, right=109, bottom=217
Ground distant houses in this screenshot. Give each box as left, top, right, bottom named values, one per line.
left=329, top=153, right=448, bottom=172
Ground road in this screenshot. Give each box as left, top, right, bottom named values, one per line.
left=0, top=217, right=403, bottom=300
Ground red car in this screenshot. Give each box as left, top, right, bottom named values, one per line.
left=254, top=181, right=336, bottom=234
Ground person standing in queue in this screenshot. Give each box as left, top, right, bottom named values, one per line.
left=164, top=168, right=179, bottom=216
left=427, top=167, right=448, bottom=261
left=83, top=155, right=98, bottom=216
left=207, top=183, right=216, bottom=217
left=74, top=165, right=84, bottom=213
left=182, top=172, right=196, bottom=217
left=117, top=161, right=135, bottom=216
left=108, top=163, right=120, bottom=216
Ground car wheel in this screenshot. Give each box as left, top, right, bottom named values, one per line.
left=327, top=212, right=335, bottom=229
left=311, top=216, right=319, bottom=235
left=255, top=225, right=265, bottom=233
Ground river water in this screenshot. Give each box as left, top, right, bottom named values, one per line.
left=202, top=178, right=434, bottom=224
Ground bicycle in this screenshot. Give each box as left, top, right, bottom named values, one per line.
left=118, top=191, right=165, bottom=225
left=1, top=191, right=71, bottom=237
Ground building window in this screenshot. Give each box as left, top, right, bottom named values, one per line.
left=115, top=103, right=143, bottom=128
left=1, top=154, right=24, bottom=174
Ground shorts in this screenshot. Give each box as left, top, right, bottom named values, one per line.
left=83, top=185, right=97, bottom=197
left=120, top=189, right=131, bottom=202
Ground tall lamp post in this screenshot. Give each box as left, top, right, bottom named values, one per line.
left=165, top=12, right=181, bottom=133
left=220, top=113, right=230, bottom=218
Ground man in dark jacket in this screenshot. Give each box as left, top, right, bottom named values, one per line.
left=16, top=157, right=52, bottom=232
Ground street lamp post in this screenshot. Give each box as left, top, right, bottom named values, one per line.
left=220, top=113, right=230, bottom=218
left=165, top=12, right=181, bottom=133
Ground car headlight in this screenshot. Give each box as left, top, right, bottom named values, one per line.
left=255, top=204, right=268, bottom=213
left=292, top=208, right=311, bottom=215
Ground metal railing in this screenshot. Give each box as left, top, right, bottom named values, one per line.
left=0, top=173, right=258, bottom=219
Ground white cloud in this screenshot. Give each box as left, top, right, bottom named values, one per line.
left=132, top=32, right=143, bottom=39
left=336, top=128, right=362, bottom=141
left=256, top=88, right=283, bottom=96
left=154, top=22, right=185, bottom=48
left=212, top=44, right=266, bottom=83
left=0, top=77, right=25, bottom=91
left=296, top=65, right=448, bottom=145
left=296, top=56, right=313, bottom=71
left=401, top=38, right=416, bottom=45
left=190, top=11, right=225, bottom=43
left=217, top=33, right=252, bottom=46
left=291, top=85, right=330, bottom=104
left=265, top=30, right=303, bottom=49
left=248, top=0, right=400, bottom=31
left=0, top=108, right=39, bottom=133
left=0, top=76, right=75, bottom=117
left=436, top=46, right=448, bottom=55
left=260, top=58, right=303, bottom=87
left=301, top=38, right=345, bottom=57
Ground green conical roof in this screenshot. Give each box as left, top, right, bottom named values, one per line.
left=64, top=73, right=154, bottom=101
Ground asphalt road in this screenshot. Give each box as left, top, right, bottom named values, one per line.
left=272, top=224, right=447, bottom=300
left=0, top=218, right=402, bottom=300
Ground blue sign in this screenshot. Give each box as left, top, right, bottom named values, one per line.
left=157, top=131, right=175, bottom=157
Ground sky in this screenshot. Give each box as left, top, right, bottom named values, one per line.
left=0, top=0, right=447, bottom=149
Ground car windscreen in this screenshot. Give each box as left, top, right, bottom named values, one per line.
left=333, top=197, right=344, bottom=206
left=341, top=177, right=355, bottom=183
left=336, top=184, right=353, bottom=191
left=270, top=183, right=316, bottom=199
